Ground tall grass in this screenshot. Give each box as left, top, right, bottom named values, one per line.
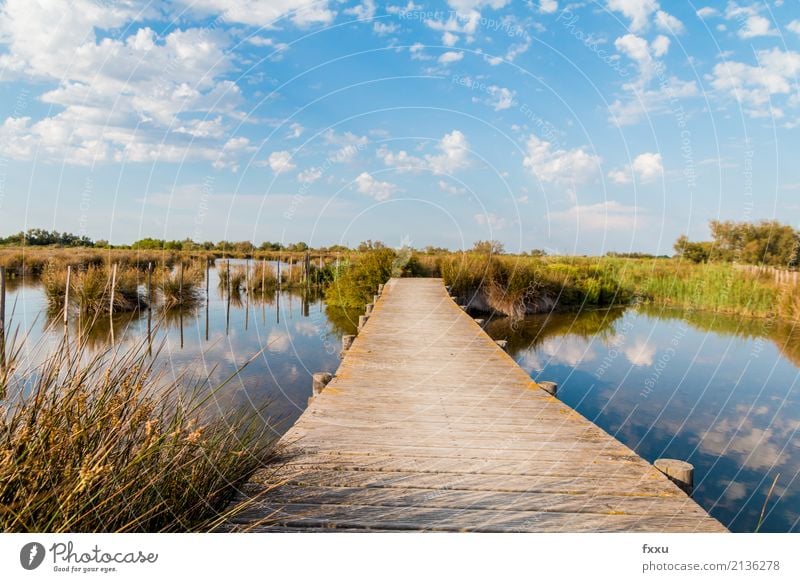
left=325, top=249, right=395, bottom=308
left=159, top=262, right=204, bottom=309
left=438, top=254, right=797, bottom=321
left=0, top=331, right=279, bottom=532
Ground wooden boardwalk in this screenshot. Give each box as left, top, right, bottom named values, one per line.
left=227, top=278, right=726, bottom=532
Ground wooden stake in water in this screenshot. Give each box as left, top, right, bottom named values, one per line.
left=63, top=265, right=71, bottom=325
left=205, top=259, right=210, bottom=341
left=277, top=255, right=281, bottom=290
left=226, top=260, right=231, bottom=335
left=261, top=258, right=266, bottom=301
left=245, top=258, right=250, bottom=331
left=147, top=262, right=153, bottom=352
left=179, top=261, right=185, bottom=348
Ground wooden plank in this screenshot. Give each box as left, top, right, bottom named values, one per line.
left=227, top=278, right=726, bottom=533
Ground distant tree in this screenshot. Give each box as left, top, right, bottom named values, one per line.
left=259, top=241, right=283, bottom=251
left=286, top=242, right=309, bottom=252
left=357, top=240, right=386, bottom=252
left=529, top=248, right=548, bottom=257
left=673, top=235, right=712, bottom=263
left=327, top=244, right=349, bottom=252
left=132, top=238, right=165, bottom=250
left=472, top=240, right=504, bottom=255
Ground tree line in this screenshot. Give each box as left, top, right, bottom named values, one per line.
left=674, top=220, right=800, bottom=266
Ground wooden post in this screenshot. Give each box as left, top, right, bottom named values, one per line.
left=277, top=255, right=281, bottom=289
left=226, top=260, right=231, bottom=334
left=109, top=263, right=118, bottom=316
left=473, top=318, right=484, bottom=325
left=312, top=372, right=333, bottom=396
left=63, top=265, right=71, bottom=325
left=358, top=314, right=369, bottom=331
left=654, top=459, right=694, bottom=495
left=261, top=258, right=266, bottom=300
left=539, top=381, right=558, bottom=396
left=179, top=261, right=184, bottom=306
left=495, top=339, right=508, bottom=351
left=377, top=283, right=384, bottom=295
left=365, top=303, right=373, bottom=315
left=245, top=258, right=250, bottom=330
left=373, top=294, right=379, bottom=304
left=341, top=334, right=355, bottom=353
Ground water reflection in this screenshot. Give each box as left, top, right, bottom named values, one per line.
left=4, top=262, right=361, bottom=436
left=488, top=307, right=800, bottom=532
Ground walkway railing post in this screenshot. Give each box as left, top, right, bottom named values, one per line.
left=654, top=459, right=694, bottom=495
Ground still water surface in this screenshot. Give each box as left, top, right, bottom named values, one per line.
left=4, top=267, right=798, bottom=532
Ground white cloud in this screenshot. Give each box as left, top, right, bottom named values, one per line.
left=426, top=130, right=471, bottom=174
left=725, top=3, right=778, bottom=39
left=378, top=146, right=425, bottom=171
left=354, top=172, right=399, bottom=201
left=549, top=200, right=642, bottom=231
left=446, top=0, right=511, bottom=9
left=788, top=20, right=800, bottom=35
left=607, top=0, right=658, bottom=32
left=609, top=76, right=698, bottom=125
left=286, top=122, right=304, bottom=139
left=0, top=3, right=251, bottom=166
left=297, top=167, right=323, bottom=183
left=651, top=35, right=670, bottom=57
left=442, top=31, right=459, bottom=46
left=633, top=152, right=663, bottom=181
left=267, top=150, right=296, bottom=174
left=323, top=129, right=369, bottom=162
left=523, top=135, right=601, bottom=184
left=607, top=0, right=683, bottom=35
left=655, top=10, right=685, bottom=34
left=486, top=85, right=516, bottom=110
left=539, top=1, right=558, bottom=14
left=607, top=152, right=664, bottom=184
left=344, top=0, right=376, bottom=19
left=379, top=130, right=471, bottom=175
left=438, top=50, right=464, bottom=64
left=696, top=7, right=718, bottom=18
left=409, top=42, right=431, bottom=60
left=709, top=48, right=800, bottom=118
left=182, top=0, right=335, bottom=27
left=474, top=212, right=508, bottom=229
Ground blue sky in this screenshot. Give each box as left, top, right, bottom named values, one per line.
left=0, top=0, right=798, bottom=253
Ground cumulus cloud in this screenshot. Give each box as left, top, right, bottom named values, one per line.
left=709, top=48, right=800, bottom=118
left=180, top=0, right=336, bottom=27
left=0, top=2, right=252, bottom=165
left=267, top=150, right=296, bottom=174
left=378, top=130, right=471, bottom=175
left=297, top=166, right=323, bottom=183
left=355, top=172, right=399, bottom=201
left=539, top=0, right=558, bottom=14
left=608, top=152, right=664, bottom=184
left=606, top=0, right=684, bottom=35
left=523, top=135, right=601, bottom=184
left=438, top=50, right=464, bottom=64
left=724, top=3, right=777, bottom=39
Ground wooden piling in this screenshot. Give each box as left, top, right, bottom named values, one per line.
left=377, top=283, right=384, bottom=294
left=341, top=334, right=355, bottom=353
left=495, top=339, right=508, bottom=350
left=473, top=318, right=485, bottom=325
left=365, top=303, right=373, bottom=315
left=539, top=381, right=558, bottom=396
left=358, top=314, right=369, bottom=331
left=63, top=265, right=71, bottom=325
left=109, top=263, right=118, bottom=316
left=373, top=294, right=379, bottom=304
left=312, top=372, right=333, bottom=396
left=654, top=459, right=694, bottom=495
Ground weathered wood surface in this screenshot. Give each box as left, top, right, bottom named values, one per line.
left=228, top=278, right=726, bottom=532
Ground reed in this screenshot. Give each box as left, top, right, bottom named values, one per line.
left=70, top=265, right=144, bottom=314
left=0, top=331, right=279, bottom=532
left=159, top=262, right=204, bottom=309
left=248, top=262, right=278, bottom=295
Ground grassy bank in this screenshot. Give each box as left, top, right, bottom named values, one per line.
left=433, top=253, right=799, bottom=321
left=0, top=332, right=279, bottom=532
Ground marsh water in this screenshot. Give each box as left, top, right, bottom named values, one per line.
left=485, top=307, right=800, bottom=533
left=3, top=265, right=799, bottom=532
